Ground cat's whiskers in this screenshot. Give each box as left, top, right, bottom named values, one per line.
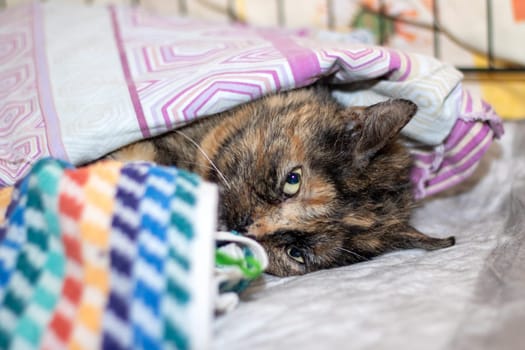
left=172, top=160, right=216, bottom=172
left=335, top=246, right=370, bottom=261
left=174, top=130, right=232, bottom=189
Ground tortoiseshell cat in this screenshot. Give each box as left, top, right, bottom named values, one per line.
left=110, top=87, right=455, bottom=276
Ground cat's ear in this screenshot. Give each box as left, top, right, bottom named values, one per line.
left=347, top=99, right=417, bottom=168
left=386, top=224, right=455, bottom=251
left=347, top=224, right=455, bottom=261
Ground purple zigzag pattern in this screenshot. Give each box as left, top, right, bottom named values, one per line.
left=220, top=47, right=284, bottom=64
left=135, top=80, right=159, bottom=94
left=0, top=3, right=65, bottom=187
left=138, top=45, right=284, bottom=74
left=314, top=47, right=390, bottom=80
left=114, top=6, right=315, bottom=133
left=0, top=100, right=34, bottom=135
left=181, top=81, right=264, bottom=118
left=0, top=65, right=29, bottom=99
left=139, top=44, right=235, bottom=73
left=0, top=32, right=26, bottom=66
left=109, top=5, right=503, bottom=199
left=135, top=68, right=291, bottom=131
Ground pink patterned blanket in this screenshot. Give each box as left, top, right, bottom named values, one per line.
left=0, top=2, right=503, bottom=198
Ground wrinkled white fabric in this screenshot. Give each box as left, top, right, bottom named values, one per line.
left=213, top=121, right=525, bottom=350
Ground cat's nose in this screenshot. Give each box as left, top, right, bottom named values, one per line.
left=232, top=215, right=253, bottom=233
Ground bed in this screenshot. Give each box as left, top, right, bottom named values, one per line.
left=0, top=1, right=523, bottom=349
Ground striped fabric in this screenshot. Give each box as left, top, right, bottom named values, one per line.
left=0, top=159, right=221, bottom=349
left=411, top=118, right=496, bottom=198
left=0, top=2, right=503, bottom=198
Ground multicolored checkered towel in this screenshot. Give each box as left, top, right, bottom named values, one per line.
left=0, top=158, right=267, bottom=350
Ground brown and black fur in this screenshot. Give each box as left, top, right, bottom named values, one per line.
left=111, top=87, right=455, bottom=276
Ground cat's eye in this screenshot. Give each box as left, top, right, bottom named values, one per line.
left=283, top=168, right=302, bottom=196
left=286, top=246, right=305, bottom=264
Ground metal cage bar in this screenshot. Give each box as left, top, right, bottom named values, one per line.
left=379, top=0, right=524, bottom=73
left=432, top=0, right=441, bottom=60
left=178, top=0, right=187, bottom=15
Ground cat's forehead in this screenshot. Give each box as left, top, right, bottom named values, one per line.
left=261, top=90, right=339, bottom=121
left=242, top=94, right=342, bottom=149
left=263, top=88, right=318, bottom=107
left=200, top=89, right=348, bottom=185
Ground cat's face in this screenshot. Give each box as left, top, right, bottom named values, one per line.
left=195, top=88, right=454, bottom=276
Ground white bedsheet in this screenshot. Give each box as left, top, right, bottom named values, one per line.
left=213, top=121, right=525, bottom=350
